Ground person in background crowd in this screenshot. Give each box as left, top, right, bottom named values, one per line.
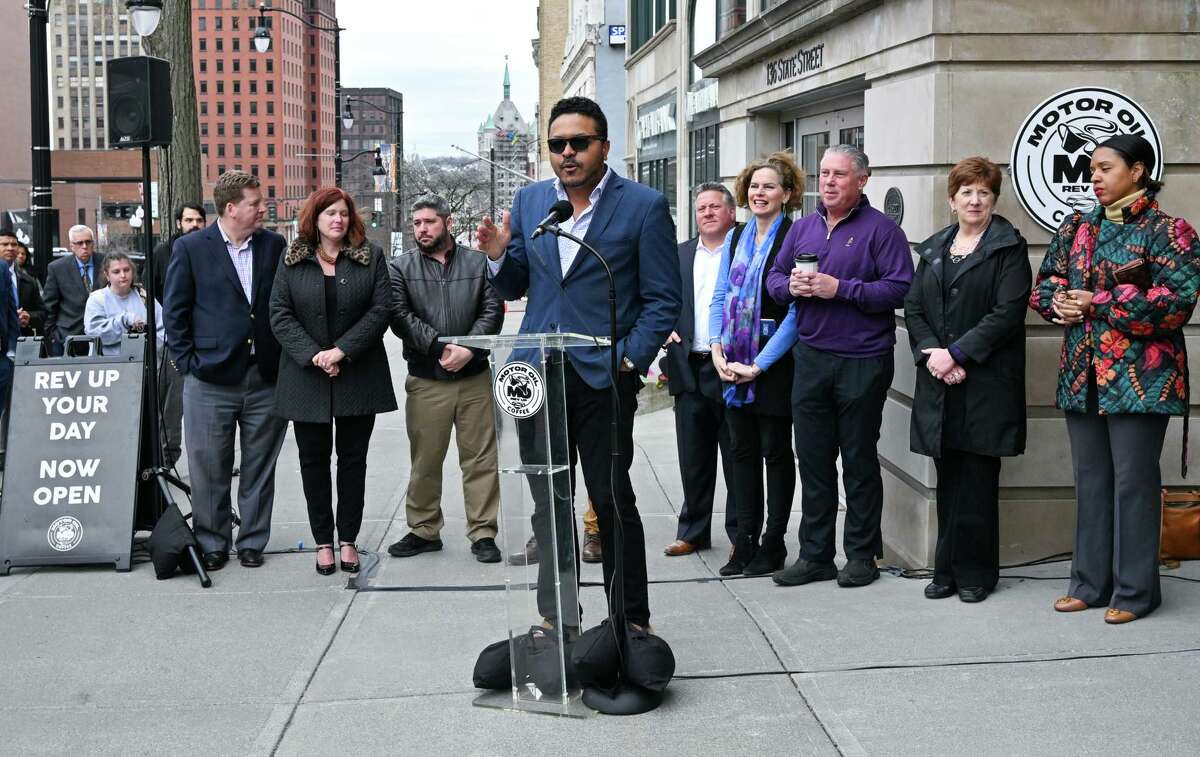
left=0, top=232, right=44, bottom=337
left=766, top=144, right=913, bottom=589
left=163, top=170, right=288, bottom=571
left=271, top=187, right=396, bottom=576
left=508, top=498, right=603, bottom=565
left=388, top=195, right=504, bottom=564
left=148, top=203, right=206, bottom=468
left=905, top=157, right=1031, bottom=604
left=83, top=251, right=164, bottom=356
left=0, top=242, right=19, bottom=418
left=476, top=96, right=680, bottom=632
left=708, top=154, right=802, bottom=576
left=1030, top=135, right=1199, bottom=624
left=43, top=224, right=106, bottom=355
left=660, top=183, right=739, bottom=558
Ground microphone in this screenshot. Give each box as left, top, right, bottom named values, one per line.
left=531, top=200, right=573, bottom=239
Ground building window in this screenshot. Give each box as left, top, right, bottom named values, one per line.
left=199, top=39, right=206, bottom=51
left=717, top=0, right=746, bottom=38
left=217, top=144, right=226, bottom=157
left=234, top=144, right=242, bottom=157
left=799, top=131, right=829, bottom=216
left=216, top=59, right=223, bottom=73
left=216, top=81, right=223, bottom=94
left=268, top=165, right=275, bottom=177
left=233, top=59, right=240, bottom=73
left=267, top=143, right=275, bottom=156
left=216, top=38, right=223, bottom=52
left=215, top=16, right=223, bottom=31
left=199, top=59, right=207, bottom=73
left=198, top=16, right=205, bottom=31
left=250, top=144, right=258, bottom=157
left=217, top=102, right=224, bottom=116
left=233, top=102, right=241, bottom=116
left=200, top=102, right=208, bottom=115
left=631, top=0, right=676, bottom=52
left=201, top=123, right=209, bottom=136
left=267, top=123, right=274, bottom=136
left=250, top=101, right=257, bottom=115
left=249, top=58, right=257, bottom=72
left=233, top=123, right=242, bottom=136
left=233, top=38, right=240, bottom=52
left=839, top=126, right=865, bottom=151
left=218, top=122, right=225, bottom=136
left=249, top=80, right=257, bottom=94
left=233, top=81, right=240, bottom=94
left=250, top=123, right=258, bottom=136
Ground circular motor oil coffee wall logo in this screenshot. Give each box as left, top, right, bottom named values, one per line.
left=494, top=362, right=545, bottom=419
left=1010, top=88, right=1161, bottom=233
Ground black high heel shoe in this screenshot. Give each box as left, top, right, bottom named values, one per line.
left=339, top=542, right=360, bottom=573
left=315, top=544, right=336, bottom=576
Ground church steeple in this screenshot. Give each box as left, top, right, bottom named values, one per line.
left=503, top=56, right=511, bottom=101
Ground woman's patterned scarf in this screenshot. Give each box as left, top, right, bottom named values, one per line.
left=720, top=214, right=783, bottom=407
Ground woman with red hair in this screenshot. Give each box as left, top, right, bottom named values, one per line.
left=270, top=187, right=396, bottom=575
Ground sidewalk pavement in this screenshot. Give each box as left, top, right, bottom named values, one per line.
left=2, top=331, right=1199, bottom=756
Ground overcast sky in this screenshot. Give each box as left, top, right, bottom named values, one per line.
left=338, top=0, right=541, bottom=159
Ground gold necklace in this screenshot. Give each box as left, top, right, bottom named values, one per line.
left=317, top=246, right=340, bottom=265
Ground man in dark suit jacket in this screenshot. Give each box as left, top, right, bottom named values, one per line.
left=42, top=225, right=105, bottom=353
left=660, top=183, right=739, bottom=558
left=0, top=232, right=45, bottom=336
left=477, top=97, right=681, bottom=631
left=144, top=203, right=206, bottom=468
left=163, top=171, right=287, bottom=571
left=0, top=256, right=20, bottom=417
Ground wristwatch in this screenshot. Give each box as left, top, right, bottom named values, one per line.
left=621, top=356, right=635, bottom=372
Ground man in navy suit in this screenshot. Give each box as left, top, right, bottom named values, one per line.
left=476, top=96, right=681, bottom=630
left=0, top=254, right=20, bottom=418
left=163, top=171, right=288, bottom=571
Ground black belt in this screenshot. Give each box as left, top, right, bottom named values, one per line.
left=688, top=351, right=711, bottom=363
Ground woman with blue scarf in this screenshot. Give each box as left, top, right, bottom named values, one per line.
left=708, top=152, right=804, bottom=577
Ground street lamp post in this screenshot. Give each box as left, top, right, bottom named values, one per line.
left=342, top=96, right=404, bottom=245
left=254, top=3, right=346, bottom=186
left=27, top=0, right=52, bottom=282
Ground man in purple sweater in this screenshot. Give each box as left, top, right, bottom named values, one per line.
left=765, top=145, right=913, bottom=588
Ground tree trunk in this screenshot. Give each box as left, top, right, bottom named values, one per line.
left=142, top=3, right=202, bottom=233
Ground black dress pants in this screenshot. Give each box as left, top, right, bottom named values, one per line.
left=674, top=357, right=737, bottom=546
left=294, top=414, right=376, bottom=545
left=725, top=406, right=794, bottom=547
left=933, top=449, right=1001, bottom=590
left=791, top=342, right=893, bottom=563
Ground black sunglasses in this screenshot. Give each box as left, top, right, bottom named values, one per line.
left=547, top=135, right=603, bottom=154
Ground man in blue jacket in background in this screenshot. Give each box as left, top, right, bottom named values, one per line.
left=476, top=97, right=680, bottom=631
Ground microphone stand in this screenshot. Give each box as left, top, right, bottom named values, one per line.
left=540, top=223, right=626, bottom=629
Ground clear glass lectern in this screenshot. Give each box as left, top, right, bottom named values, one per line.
left=447, top=332, right=606, bottom=718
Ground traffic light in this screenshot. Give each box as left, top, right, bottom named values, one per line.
left=370, top=211, right=380, bottom=228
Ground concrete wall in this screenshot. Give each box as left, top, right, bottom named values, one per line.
left=0, top=1, right=32, bottom=214
left=536, top=0, right=569, bottom=179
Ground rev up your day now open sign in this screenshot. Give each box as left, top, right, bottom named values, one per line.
left=0, top=338, right=145, bottom=573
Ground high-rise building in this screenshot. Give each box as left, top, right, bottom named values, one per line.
left=560, top=0, right=627, bottom=177
left=193, top=0, right=338, bottom=224
left=47, top=0, right=144, bottom=151
left=477, top=61, right=534, bottom=218
left=341, top=86, right=402, bottom=251
left=532, top=0, right=567, bottom=179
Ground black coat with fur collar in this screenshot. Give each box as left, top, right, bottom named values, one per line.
left=269, top=239, right=397, bottom=422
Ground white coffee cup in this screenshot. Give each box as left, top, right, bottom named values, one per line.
left=793, top=253, right=819, bottom=274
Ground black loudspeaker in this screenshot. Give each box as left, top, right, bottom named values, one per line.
left=106, top=56, right=173, bottom=148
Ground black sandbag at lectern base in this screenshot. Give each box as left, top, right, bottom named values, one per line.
left=0, top=335, right=145, bottom=574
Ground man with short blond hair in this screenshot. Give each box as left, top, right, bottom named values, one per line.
left=163, top=170, right=288, bottom=571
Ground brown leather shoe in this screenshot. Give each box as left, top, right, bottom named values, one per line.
left=663, top=539, right=698, bottom=557
left=581, top=532, right=602, bottom=563
left=1054, top=596, right=1089, bottom=612
left=1104, top=608, right=1138, bottom=624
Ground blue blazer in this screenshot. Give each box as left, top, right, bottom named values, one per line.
left=490, top=172, right=681, bottom=389
left=0, top=260, right=20, bottom=356
left=163, top=221, right=286, bottom=385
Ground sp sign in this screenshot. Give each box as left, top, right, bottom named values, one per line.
left=1010, top=87, right=1161, bottom=233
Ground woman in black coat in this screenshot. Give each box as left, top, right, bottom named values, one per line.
left=904, top=157, right=1031, bottom=603
left=270, top=187, right=397, bottom=576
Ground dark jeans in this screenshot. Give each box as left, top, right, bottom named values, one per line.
left=294, top=414, right=377, bottom=545
left=726, top=406, right=794, bottom=547
left=791, top=342, right=892, bottom=563
left=526, top=362, right=648, bottom=627
left=933, top=449, right=1001, bottom=590
left=1065, top=390, right=1168, bottom=617
left=673, top=356, right=737, bottom=546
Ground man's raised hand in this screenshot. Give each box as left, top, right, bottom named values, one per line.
left=475, top=212, right=512, bottom=261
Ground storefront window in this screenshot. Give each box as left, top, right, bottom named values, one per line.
left=689, top=123, right=719, bottom=234
left=639, top=157, right=678, bottom=220
left=839, top=126, right=865, bottom=150
left=717, top=0, right=746, bottom=38
left=800, top=131, right=830, bottom=216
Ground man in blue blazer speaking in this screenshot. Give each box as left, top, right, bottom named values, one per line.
left=476, top=97, right=681, bottom=630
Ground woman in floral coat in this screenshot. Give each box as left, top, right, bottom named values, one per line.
left=1030, top=134, right=1199, bottom=624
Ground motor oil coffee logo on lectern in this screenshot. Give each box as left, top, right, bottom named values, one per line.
left=47, top=516, right=84, bottom=552
left=494, top=362, right=545, bottom=419
left=1010, top=87, right=1161, bottom=233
